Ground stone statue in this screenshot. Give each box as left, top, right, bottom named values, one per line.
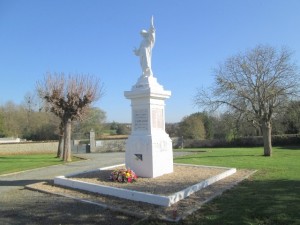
left=133, top=16, right=155, bottom=78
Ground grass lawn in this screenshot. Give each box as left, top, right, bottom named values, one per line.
left=138, top=146, right=300, bottom=225
left=0, top=154, right=81, bottom=175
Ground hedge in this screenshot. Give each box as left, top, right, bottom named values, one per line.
left=178, top=134, right=300, bottom=148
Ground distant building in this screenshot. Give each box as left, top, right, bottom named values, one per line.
left=0, top=137, right=22, bottom=143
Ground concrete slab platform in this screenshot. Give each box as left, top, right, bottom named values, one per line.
left=54, top=163, right=236, bottom=207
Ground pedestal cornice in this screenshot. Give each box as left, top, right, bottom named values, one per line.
left=124, top=75, right=171, bottom=100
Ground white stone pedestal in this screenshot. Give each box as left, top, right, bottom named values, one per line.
left=124, top=75, right=173, bottom=178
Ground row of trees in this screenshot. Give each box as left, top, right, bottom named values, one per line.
left=168, top=101, right=300, bottom=141
left=0, top=100, right=106, bottom=141
left=1, top=45, right=299, bottom=159
left=0, top=100, right=59, bottom=140
left=2, top=98, right=298, bottom=144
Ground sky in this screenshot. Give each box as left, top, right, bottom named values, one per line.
left=0, top=0, right=300, bottom=123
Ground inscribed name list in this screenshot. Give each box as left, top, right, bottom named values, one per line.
left=134, top=109, right=148, bottom=131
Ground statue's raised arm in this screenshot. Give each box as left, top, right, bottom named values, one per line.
left=133, top=16, right=156, bottom=78
left=149, top=16, right=155, bottom=41
left=150, top=16, right=154, bottom=30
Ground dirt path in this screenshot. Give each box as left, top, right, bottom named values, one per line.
left=0, top=152, right=138, bottom=225
left=0, top=152, right=193, bottom=224
left=1, top=188, right=136, bottom=225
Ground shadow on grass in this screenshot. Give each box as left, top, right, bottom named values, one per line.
left=175, top=150, right=207, bottom=153
left=182, top=179, right=300, bottom=225
left=0, top=189, right=136, bottom=225
left=0, top=179, right=52, bottom=187
left=138, top=179, right=300, bottom=225
left=175, top=154, right=258, bottom=160
left=277, top=146, right=300, bottom=151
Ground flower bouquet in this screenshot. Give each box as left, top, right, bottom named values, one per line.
left=109, top=168, right=137, bottom=183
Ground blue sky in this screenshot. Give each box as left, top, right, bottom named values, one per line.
left=1, top=0, right=300, bottom=123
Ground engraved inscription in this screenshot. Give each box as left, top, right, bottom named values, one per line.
left=152, top=108, right=163, bottom=129
left=134, top=109, right=148, bottom=131
left=153, top=140, right=170, bottom=152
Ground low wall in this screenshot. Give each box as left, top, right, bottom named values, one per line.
left=0, top=137, right=179, bottom=155
left=93, top=139, right=127, bottom=153
left=0, top=139, right=126, bottom=155
left=92, top=138, right=180, bottom=153
left=0, top=142, right=58, bottom=155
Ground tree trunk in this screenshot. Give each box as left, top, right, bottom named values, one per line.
left=57, top=123, right=64, bottom=158
left=63, top=118, right=72, bottom=162
left=57, top=133, right=64, bottom=159
left=262, top=121, right=272, bottom=156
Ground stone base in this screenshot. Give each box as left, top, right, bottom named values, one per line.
left=125, top=133, right=173, bottom=178
left=53, top=164, right=237, bottom=207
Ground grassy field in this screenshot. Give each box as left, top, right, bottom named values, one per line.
left=139, top=146, right=300, bottom=225
left=1, top=147, right=299, bottom=224
left=0, top=154, right=80, bottom=175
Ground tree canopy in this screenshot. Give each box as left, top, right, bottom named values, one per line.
left=194, top=45, right=300, bottom=156
left=37, top=73, right=103, bottom=161
left=179, top=113, right=206, bottom=139
left=73, top=107, right=106, bottom=138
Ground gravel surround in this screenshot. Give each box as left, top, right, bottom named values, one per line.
left=68, top=164, right=229, bottom=195
left=54, top=164, right=236, bottom=206
left=27, top=165, right=256, bottom=222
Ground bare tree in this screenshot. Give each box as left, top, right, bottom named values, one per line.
left=22, top=92, right=38, bottom=137
left=37, top=73, right=103, bottom=161
left=194, top=45, right=300, bottom=156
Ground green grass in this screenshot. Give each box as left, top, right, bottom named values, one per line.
left=139, top=146, right=300, bottom=225
left=175, top=147, right=300, bottom=180
left=0, top=154, right=81, bottom=175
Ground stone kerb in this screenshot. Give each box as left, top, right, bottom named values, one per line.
left=54, top=164, right=237, bottom=207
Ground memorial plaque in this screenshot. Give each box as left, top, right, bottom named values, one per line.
left=152, top=108, right=163, bottom=129
left=134, top=109, right=148, bottom=131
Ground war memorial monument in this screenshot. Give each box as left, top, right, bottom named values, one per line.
left=53, top=17, right=237, bottom=210
left=124, top=16, right=173, bottom=178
